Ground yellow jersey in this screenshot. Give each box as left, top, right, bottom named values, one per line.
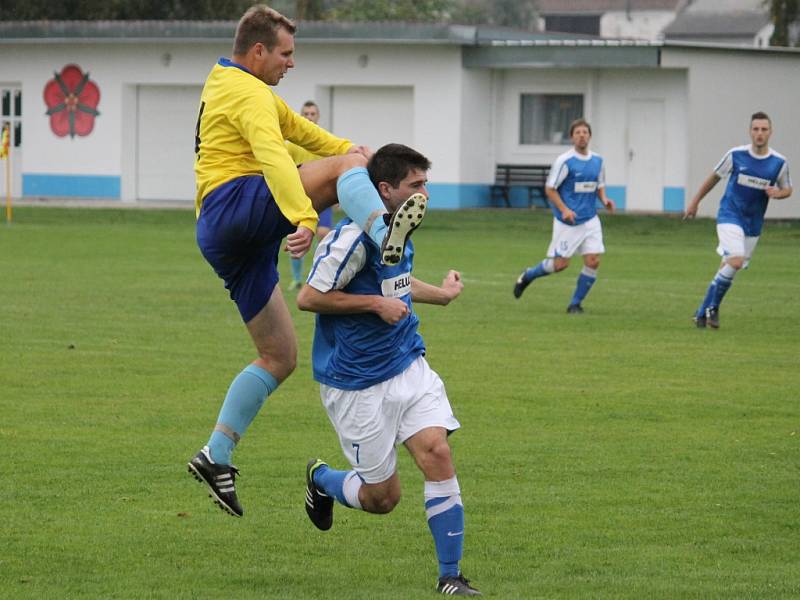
left=194, top=59, right=352, bottom=230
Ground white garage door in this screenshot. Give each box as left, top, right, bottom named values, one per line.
left=136, top=85, right=202, bottom=201
left=330, top=86, right=414, bottom=151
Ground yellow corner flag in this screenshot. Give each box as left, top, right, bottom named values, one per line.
left=0, top=123, right=9, bottom=160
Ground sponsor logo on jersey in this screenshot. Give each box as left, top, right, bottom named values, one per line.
left=736, top=173, right=770, bottom=190
left=574, top=181, right=598, bottom=193
left=381, top=272, right=412, bottom=298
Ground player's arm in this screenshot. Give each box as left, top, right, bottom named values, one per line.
left=297, top=286, right=409, bottom=325
left=545, top=186, right=576, bottom=224
left=597, top=164, right=614, bottom=211
left=276, top=94, right=352, bottom=157
left=766, top=163, right=793, bottom=199
left=683, top=173, right=721, bottom=220
left=411, top=271, right=463, bottom=306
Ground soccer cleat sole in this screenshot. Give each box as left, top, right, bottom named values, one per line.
left=381, top=193, right=427, bottom=266
left=187, top=462, right=242, bottom=518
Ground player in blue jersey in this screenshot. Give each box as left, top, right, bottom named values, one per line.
left=296, top=144, right=481, bottom=597
left=187, top=6, right=425, bottom=518
left=684, top=111, right=792, bottom=329
left=513, top=119, right=615, bottom=313
left=288, top=100, right=335, bottom=291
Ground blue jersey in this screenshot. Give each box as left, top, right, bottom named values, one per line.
left=306, top=220, right=425, bottom=390
left=547, top=149, right=606, bottom=225
left=714, top=145, right=791, bottom=236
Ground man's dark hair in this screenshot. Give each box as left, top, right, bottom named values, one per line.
left=751, top=111, right=771, bottom=124
left=569, top=118, right=592, bottom=137
left=233, top=5, right=296, bottom=55
left=368, top=143, right=431, bottom=188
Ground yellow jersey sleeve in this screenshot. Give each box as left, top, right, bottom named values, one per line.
left=194, top=62, right=352, bottom=230
left=286, top=141, right=321, bottom=166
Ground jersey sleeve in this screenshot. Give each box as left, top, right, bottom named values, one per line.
left=278, top=96, right=353, bottom=157
left=713, top=150, right=734, bottom=179
left=307, top=224, right=367, bottom=292
left=598, top=161, right=606, bottom=188
left=233, top=88, right=319, bottom=232
left=776, top=162, right=792, bottom=189
left=547, top=157, right=568, bottom=189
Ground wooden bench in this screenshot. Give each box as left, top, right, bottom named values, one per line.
left=490, top=164, right=550, bottom=208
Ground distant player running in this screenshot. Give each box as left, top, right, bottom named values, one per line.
left=297, top=144, right=481, bottom=596
left=684, top=111, right=792, bottom=329
left=513, top=118, right=615, bottom=313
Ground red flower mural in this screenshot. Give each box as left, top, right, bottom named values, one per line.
left=43, top=64, right=101, bottom=138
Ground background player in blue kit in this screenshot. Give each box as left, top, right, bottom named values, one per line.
left=513, top=118, right=615, bottom=313
left=684, top=111, right=792, bottom=329
left=296, top=144, right=481, bottom=596
left=287, top=100, right=335, bottom=291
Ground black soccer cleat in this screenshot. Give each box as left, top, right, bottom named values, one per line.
left=437, top=573, right=482, bottom=596
left=513, top=271, right=532, bottom=299
left=381, top=193, right=427, bottom=266
left=694, top=314, right=707, bottom=328
left=305, top=458, right=334, bottom=531
left=705, top=306, right=720, bottom=329
left=566, top=303, right=584, bottom=314
left=187, top=447, right=243, bottom=517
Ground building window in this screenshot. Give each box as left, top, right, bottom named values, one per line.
left=519, top=94, right=584, bottom=145
left=544, top=15, right=601, bottom=36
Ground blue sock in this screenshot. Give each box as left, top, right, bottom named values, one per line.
left=207, top=364, right=278, bottom=465
left=522, top=258, right=555, bottom=284
left=314, top=465, right=361, bottom=508
left=425, top=479, right=464, bottom=579
left=710, top=273, right=734, bottom=308
left=336, top=167, right=387, bottom=247
left=570, top=266, right=597, bottom=306
left=290, top=256, right=303, bottom=283
left=696, top=280, right=717, bottom=318
left=697, top=265, right=736, bottom=316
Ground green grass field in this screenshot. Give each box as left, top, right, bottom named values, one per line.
left=1, top=206, right=798, bottom=599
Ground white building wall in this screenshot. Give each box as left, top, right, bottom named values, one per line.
left=662, top=46, right=800, bottom=219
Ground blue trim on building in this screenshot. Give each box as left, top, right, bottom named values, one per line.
left=427, top=182, right=489, bottom=209
left=23, top=174, right=121, bottom=198
left=663, top=186, right=684, bottom=212
left=604, top=185, right=626, bottom=210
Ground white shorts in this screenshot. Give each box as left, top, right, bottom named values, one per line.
left=319, top=355, right=461, bottom=484
left=716, top=223, right=759, bottom=268
left=547, top=215, right=605, bottom=259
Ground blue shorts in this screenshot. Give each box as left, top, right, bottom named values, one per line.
left=196, top=176, right=296, bottom=323
left=318, top=207, right=333, bottom=229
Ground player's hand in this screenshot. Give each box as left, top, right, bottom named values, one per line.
left=441, top=270, right=463, bottom=303
left=285, top=226, right=314, bottom=258
left=683, top=200, right=699, bottom=220
left=604, top=199, right=616, bottom=213
left=561, top=208, right=577, bottom=224
left=765, top=186, right=781, bottom=198
left=348, top=145, right=373, bottom=160
left=375, top=297, right=409, bottom=324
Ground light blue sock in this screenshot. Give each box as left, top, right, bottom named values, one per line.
left=523, top=258, right=555, bottom=283
left=425, top=478, right=464, bottom=579
left=570, top=266, right=597, bottom=306
left=290, top=256, right=304, bottom=283
left=336, top=167, right=387, bottom=247
left=314, top=465, right=361, bottom=508
left=207, top=364, right=278, bottom=465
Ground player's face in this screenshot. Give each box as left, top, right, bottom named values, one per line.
left=301, top=105, right=319, bottom=123
left=255, top=28, right=295, bottom=86
left=381, top=168, right=428, bottom=211
left=571, top=125, right=591, bottom=152
left=749, top=119, right=771, bottom=150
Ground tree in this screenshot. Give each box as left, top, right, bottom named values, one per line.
left=769, top=0, right=799, bottom=46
